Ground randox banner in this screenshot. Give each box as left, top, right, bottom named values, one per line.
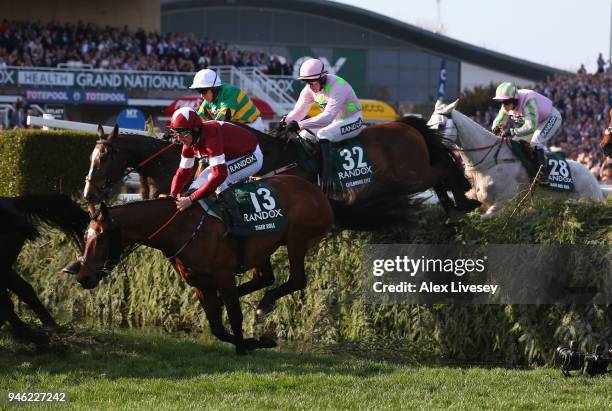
left=4, top=66, right=192, bottom=90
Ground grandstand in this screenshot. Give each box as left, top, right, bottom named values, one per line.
left=0, top=0, right=609, bottom=181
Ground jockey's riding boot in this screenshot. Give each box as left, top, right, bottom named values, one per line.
left=219, top=189, right=250, bottom=237
left=535, top=146, right=549, bottom=183
left=319, top=139, right=334, bottom=190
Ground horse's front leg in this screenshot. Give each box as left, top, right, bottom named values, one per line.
left=0, top=287, right=49, bottom=345
left=216, top=274, right=248, bottom=355
left=193, top=287, right=234, bottom=345
left=5, top=269, right=58, bottom=329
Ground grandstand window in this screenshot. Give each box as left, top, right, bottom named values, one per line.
left=272, top=11, right=305, bottom=44
left=304, top=16, right=335, bottom=45
left=369, top=49, right=399, bottom=68
left=206, top=9, right=240, bottom=42
left=336, top=23, right=369, bottom=46
left=239, top=9, right=274, bottom=42
left=367, top=65, right=399, bottom=102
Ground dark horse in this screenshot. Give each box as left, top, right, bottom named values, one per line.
left=76, top=175, right=334, bottom=354
left=0, top=194, right=89, bottom=344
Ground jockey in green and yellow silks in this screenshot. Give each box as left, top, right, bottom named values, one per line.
left=190, top=69, right=264, bottom=132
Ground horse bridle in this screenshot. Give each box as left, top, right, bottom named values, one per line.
left=87, top=137, right=177, bottom=200
left=441, top=117, right=515, bottom=169
left=81, top=208, right=126, bottom=279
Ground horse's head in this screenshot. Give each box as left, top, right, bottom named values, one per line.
left=601, top=126, right=612, bottom=158
left=83, top=124, right=127, bottom=204
left=427, top=99, right=459, bottom=145
left=77, top=202, right=123, bottom=289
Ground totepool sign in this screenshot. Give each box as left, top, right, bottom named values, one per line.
left=24, top=88, right=128, bottom=105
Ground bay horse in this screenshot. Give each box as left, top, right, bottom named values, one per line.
left=0, top=194, right=89, bottom=344
left=428, top=100, right=604, bottom=216
left=76, top=175, right=334, bottom=354
left=83, top=121, right=478, bottom=230
left=252, top=117, right=480, bottom=217
left=83, top=125, right=181, bottom=203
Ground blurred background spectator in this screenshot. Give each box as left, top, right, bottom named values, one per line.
left=0, top=20, right=292, bottom=74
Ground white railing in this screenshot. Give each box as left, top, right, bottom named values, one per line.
left=26, top=115, right=163, bottom=138
left=210, top=65, right=295, bottom=116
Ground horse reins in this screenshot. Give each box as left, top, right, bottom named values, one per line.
left=449, top=130, right=516, bottom=170
left=147, top=208, right=181, bottom=240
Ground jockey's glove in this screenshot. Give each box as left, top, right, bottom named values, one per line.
left=501, top=128, right=514, bottom=137
left=278, top=116, right=287, bottom=130
left=287, top=120, right=300, bottom=133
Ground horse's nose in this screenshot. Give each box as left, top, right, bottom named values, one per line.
left=62, top=259, right=82, bottom=275
left=78, top=274, right=100, bottom=289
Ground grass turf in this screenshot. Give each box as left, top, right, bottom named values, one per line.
left=0, top=327, right=610, bottom=410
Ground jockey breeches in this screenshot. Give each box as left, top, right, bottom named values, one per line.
left=248, top=117, right=265, bottom=132
left=531, top=108, right=562, bottom=146
left=299, top=112, right=364, bottom=143
left=189, top=145, right=263, bottom=194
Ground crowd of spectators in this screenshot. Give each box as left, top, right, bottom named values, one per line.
left=0, top=19, right=293, bottom=75
left=0, top=19, right=609, bottom=182
left=472, top=71, right=612, bottom=183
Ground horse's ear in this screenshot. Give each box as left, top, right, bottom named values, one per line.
left=97, top=124, right=105, bottom=139
left=447, top=99, right=460, bottom=111
left=100, top=202, right=109, bottom=219
left=110, top=124, right=119, bottom=140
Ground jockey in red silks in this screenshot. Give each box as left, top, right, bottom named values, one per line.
left=168, top=107, right=263, bottom=235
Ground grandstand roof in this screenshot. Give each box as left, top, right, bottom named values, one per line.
left=162, top=0, right=573, bottom=81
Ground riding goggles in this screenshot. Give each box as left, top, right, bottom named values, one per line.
left=168, top=128, right=194, bottom=138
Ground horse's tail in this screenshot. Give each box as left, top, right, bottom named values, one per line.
left=328, top=180, right=423, bottom=231
left=395, top=116, right=471, bottom=192
left=11, top=194, right=90, bottom=247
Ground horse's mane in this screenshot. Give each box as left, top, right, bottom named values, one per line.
left=5, top=194, right=90, bottom=247
left=108, top=197, right=173, bottom=210
left=450, top=109, right=500, bottom=141
left=394, top=115, right=471, bottom=192
left=230, top=122, right=282, bottom=145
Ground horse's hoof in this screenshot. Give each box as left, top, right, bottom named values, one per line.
left=15, top=328, right=50, bottom=345
left=257, top=336, right=278, bottom=349
left=243, top=338, right=259, bottom=351
left=255, top=304, right=274, bottom=320
left=41, top=322, right=59, bottom=334
left=457, top=199, right=482, bottom=212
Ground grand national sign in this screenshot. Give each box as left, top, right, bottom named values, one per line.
left=2, top=67, right=192, bottom=90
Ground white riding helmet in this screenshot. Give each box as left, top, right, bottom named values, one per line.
left=190, top=69, right=222, bottom=89
left=298, top=58, right=327, bottom=81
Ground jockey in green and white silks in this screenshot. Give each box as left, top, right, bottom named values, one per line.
left=282, top=58, right=363, bottom=187
left=491, top=82, right=562, bottom=147
left=491, top=81, right=562, bottom=179
left=190, top=69, right=265, bottom=132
